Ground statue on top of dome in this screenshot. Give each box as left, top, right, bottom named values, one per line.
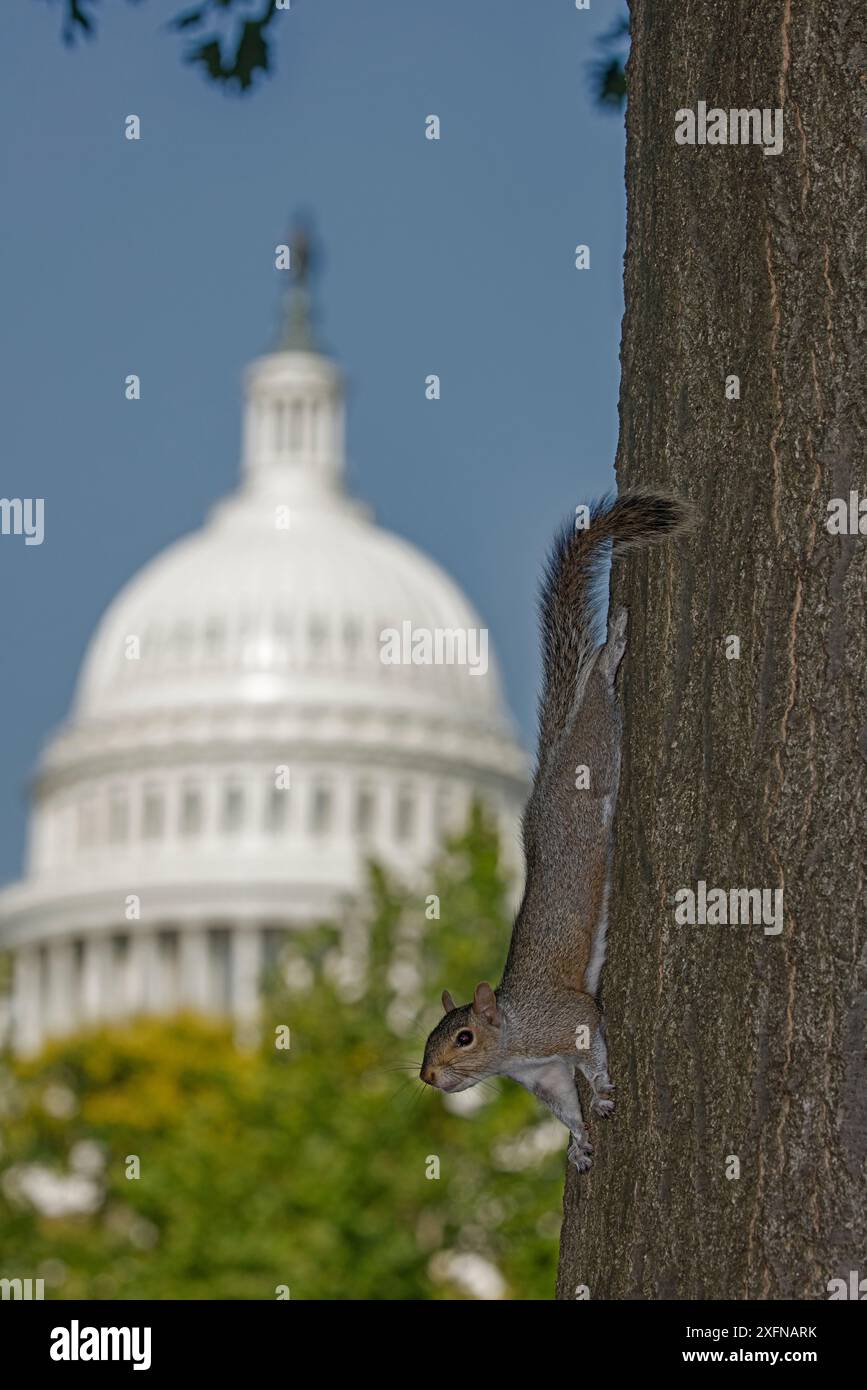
left=276, top=215, right=321, bottom=354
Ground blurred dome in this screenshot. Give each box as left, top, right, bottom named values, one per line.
left=75, top=451, right=508, bottom=732
left=0, top=261, right=527, bottom=1055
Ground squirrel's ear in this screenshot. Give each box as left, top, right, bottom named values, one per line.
left=472, top=982, right=500, bottom=1026
left=442, top=990, right=457, bottom=1014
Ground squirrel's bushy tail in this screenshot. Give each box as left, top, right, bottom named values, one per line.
left=538, top=490, right=694, bottom=751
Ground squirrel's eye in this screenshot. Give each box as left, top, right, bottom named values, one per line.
left=455, top=1030, right=474, bottom=1047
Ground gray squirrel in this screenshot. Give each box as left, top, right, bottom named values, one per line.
left=420, top=492, right=694, bottom=1170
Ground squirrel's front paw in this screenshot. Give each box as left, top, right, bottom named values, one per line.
left=567, top=1135, right=593, bottom=1172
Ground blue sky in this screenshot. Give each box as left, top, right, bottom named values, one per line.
left=0, top=0, right=627, bottom=883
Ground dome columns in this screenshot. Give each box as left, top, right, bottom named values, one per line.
left=44, top=940, right=76, bottom=1040
left=11, top=947, right=41, bottom=1055
left=80, top=935, right=111, bottom=1025
left=231, top=926, right=263, bottom=1040
left=7, top=922, right=268, bottom=1054
left=178, top=927, right=212, bottom=1013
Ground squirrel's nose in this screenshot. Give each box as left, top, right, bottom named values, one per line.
left=421, top=1065, right=436, bottom=1085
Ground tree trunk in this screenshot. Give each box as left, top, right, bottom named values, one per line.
left=557, top=0, right=865, bottom=1300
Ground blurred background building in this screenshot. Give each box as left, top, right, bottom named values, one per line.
left=0, top=245, right=527, bottom=1054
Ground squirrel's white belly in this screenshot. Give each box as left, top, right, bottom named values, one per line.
left=504, top=1055, right=576, bottom=1092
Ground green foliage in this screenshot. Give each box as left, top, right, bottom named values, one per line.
left=54, top=0, right=280, bottom=91
left=50, top=1, right=630, bottom=105
left=0, top=807, right=564, bottom=1299
left=589, top=10, right=629, bottom=111
left=591, top=59, right=628, bottom=109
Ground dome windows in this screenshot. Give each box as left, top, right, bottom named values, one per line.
left=310, top=784, right=333, bottom=835
left=37, top=766, right=497, bottom=871
left=308, top=615, right=329, bottom=663
left=394, top=785, right=416, bottom=843
left=204, top=619, right=226, bottom=660
left=142, top=786, right=165, bottom=840
left=77, top=799, right=98, bottom=849
left=265, top=784, right=289, bottom=834
left=274, top=400, right=286, bottom=451
left=108, top=790, right=130, bottom=844
left=170, top=623, right=193, bottom=663
left=434, top=784, right=454, bottom=836
left=180, top=786, right=203, bottom=837
left=343, top=618, right=362, bottom=663
left=290, top=400, right=304, bottom=451
left=221, top=783, right=245, bottom=835
left=273, top=611, right=294, bottom=667
left=263, top=394, right=323, bottom=462
left=355, top=785, right=376, bottom=836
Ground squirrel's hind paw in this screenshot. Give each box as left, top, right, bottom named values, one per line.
left=567, top=1135, right=594, bottom=1172
left=591, top=1074, right=615, bottom=1117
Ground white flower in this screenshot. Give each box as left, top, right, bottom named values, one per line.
left=69, top=1140, right=106, bottom=1177
left=41, top=1084, right=76, bottom=1119
left=428, top=1250, right=507, bottom=1301
left=2, top=1163, right=101, bottom=1217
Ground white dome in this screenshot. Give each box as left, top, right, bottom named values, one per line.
left=75, top=347, right=510, bottom=735
left=0, top=321, right=527, bottom=1056
left=75, top=486, right=507, bottom=731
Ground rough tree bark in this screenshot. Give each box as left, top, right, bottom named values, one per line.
left=557, top=0, right=865, bottom=1300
